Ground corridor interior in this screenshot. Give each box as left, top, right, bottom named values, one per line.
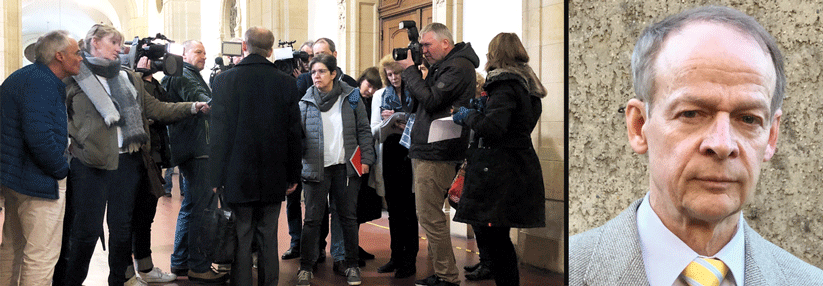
left=0, top=173, right=563, bottom=285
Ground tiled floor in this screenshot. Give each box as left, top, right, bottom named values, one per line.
left=0, top=174, right=564, bottom=285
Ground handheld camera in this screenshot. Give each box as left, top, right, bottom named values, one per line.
left=392, top=21, right=422, bottom=65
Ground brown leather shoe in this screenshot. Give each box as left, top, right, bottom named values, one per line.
left=187, top=269, right=229, bottom=284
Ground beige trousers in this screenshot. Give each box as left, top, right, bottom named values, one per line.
left=411, top=159, right=459, bottom=283
left=0, top=186, right=66, bottom=286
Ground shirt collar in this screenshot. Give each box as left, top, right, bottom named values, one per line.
left=637, top=192, right=745, bottom=286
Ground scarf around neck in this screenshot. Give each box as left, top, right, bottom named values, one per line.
left=313, top=80, right=343, bottom=112
left=74, top=52, right=148, bottom=151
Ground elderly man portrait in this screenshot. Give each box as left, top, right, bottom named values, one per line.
left=569, top=5, right=823, bottom=286
left=0, top=30, right=82, bottom=285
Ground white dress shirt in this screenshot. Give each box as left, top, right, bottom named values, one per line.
left=637, top=192, right=745, bottom=286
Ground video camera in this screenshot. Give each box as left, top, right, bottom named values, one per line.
left=273, top=40, right=310, bottom=77
left=122, top=33, right=184, bottom=76
left=392, top=21, right=422, bottom=65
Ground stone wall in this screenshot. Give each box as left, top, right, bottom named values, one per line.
left=569, top=0, right=823, bottom=267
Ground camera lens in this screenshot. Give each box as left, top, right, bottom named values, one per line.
left=392, top=48, right=408, bottom=61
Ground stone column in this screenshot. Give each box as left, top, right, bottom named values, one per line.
left=516, top=0, right=564, bottom=274
left=163, top=0, right=202, bottom=42
left=2, top=0, right=22, bottom=79
left=432, top=0, right=462, bottom=42
left=336, top=0, right=379, bottom=78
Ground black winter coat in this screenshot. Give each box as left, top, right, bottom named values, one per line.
left=208, top=54, right=303, bottom=204
left=402, top=42, right=479, bottom=161
left=453, top=72, right=546, bottom=228
left=161, top=63, right=212, bottom=166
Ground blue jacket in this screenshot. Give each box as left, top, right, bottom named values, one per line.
left=0, top=62, right=70, bottom=199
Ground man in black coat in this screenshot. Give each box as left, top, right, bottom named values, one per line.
left=208, top=26, right=302, bottom=285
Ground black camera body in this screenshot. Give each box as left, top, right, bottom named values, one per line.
left=392, top=21, right=422, bottom=65
left=273, top=40, right=310, bottom=77
left=123, top=33, right=184, bottom=76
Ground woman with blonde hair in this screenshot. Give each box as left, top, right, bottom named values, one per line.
left=369, top=54, right=418, bottom=278
left=451, top=32, right=547, bottom=286
left=61, top=24, right=207, bottom=286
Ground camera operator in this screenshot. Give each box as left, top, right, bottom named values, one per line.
left=296, top=38, right=357, bottom=95
left=297, top=41, right=314, bottom=74
left=161, top=40, right=229, bottom=284
left=395, top=22, right=479, bottom=286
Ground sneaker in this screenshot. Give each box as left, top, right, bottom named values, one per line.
left=187, top=269, right=229, bottom=284
left=414, top=274, right=458, bottom=286
left=124, top=275, right=148, bottom=286
left=138, top=267, right=177, bottom=283
left=345, top=267, right=362, bottom=285
left=296, top=269, right=313, bottom=286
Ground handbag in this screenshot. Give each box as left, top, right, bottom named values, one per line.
left=139, top=148, right=167, bottom=198
left=196, top=188, right=237, bottom=264
left=447, top=160, right=467, bottom=209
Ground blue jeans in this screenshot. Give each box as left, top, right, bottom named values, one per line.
left=170, top=158, right=214, bottom=273
left=330, top=200, right=346, bottom=261
left=300, top=164, right=360, bottom=270
left=285, top=184, right=302, bottom=249
left=63, top=154, right=142, bottom=285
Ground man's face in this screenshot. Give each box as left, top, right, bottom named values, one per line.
left=313, top=42, right=336, bottom=58
left=59, top=38, right=83, bottom=76
left=301, top=45, right=314, bottom=62
left=420, top=31, right=450, bottom=65
left=630, top=22, right=780, bottom=224
left=184, top=42, right=207, bottom=71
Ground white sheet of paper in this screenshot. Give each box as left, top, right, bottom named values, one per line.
left=428, top=117, right=462, bottom=143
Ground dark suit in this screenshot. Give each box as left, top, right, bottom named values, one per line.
left=209, top=54, right=302, bottom=285
left=569, top=198, right=823, bottom=285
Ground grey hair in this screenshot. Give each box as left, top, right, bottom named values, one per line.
left=182, top=40, right=202, bottom=55
left=83, top=24, right=123, bottom=53
left=421, top=23, right=454, bottom=46
left=299, top=40, right=314, bottom=50
left=244, top=26, right=274, bottom=56
left=34, top=30, right=73, bottom=64
left=631, top=5, right=785, bottom=115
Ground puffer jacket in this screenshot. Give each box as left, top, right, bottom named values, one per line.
left=0, top=62, right=70, bottom=199
left=299, top=81, right=375, bottom=181
left=161, top=62, right=211, bottom=166
left=401, top=42, right=479, bottom=161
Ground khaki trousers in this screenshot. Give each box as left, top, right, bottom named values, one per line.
left=0, top=185, right=66, bottom=286
left=411, top=159, right=459, bottom=283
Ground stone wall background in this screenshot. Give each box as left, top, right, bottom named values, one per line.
left=569, top=0, right=823, bottom=267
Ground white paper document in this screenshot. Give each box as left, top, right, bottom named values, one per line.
left=427, top=117, right=462, bottom=143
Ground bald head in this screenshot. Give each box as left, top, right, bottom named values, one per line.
left=244, top=26, right=274, bottom=57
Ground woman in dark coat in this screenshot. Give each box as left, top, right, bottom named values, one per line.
left=451, top=32, right=547, bottom=286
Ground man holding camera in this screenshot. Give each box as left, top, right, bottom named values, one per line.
left=396, top=22, right=479, bottom=286
left=162, top=40, right=228, bottom=284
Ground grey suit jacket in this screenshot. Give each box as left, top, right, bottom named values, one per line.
left=570, top=198, right=823, bottom=285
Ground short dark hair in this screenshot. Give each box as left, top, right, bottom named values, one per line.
left=314, top=38, right=336, bottom=53
left=245, top=26, right=274, bottom=56
left=310, top=53, right=337, bottom=74
left=357, top=67, right=383, bottom=90
left=632, top=5, right=785, bottom=115
left=485, top=32, right=529, bottom=72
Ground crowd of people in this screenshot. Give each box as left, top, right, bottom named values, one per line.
left=0, top=21, right=546, bottom=286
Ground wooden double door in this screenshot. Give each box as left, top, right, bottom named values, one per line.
left=379, top=0, right=433, bottom=60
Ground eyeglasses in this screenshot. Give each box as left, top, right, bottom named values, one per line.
left=310, top=68, right=329, bottom=76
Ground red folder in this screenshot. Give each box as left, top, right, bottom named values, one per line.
left=350, top=145, right=362, bottom=177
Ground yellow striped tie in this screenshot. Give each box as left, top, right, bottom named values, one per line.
left=680, top=257, right=729, bottom=286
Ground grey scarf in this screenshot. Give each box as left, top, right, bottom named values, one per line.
left=74, top=52, right=148, bottom=152
left=312, top=80, right=343, bottom=112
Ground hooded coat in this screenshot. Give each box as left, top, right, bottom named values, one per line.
left=401, top=42, right=480, bottom=161
left=453, top=64, right=547, bottom=228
